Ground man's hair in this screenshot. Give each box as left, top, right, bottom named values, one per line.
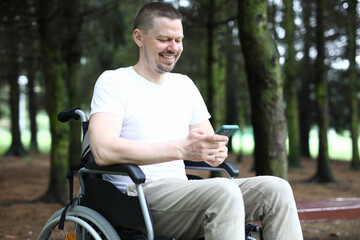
left=133, top=2, right=182, bottom=33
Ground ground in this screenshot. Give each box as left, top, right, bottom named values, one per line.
left=0, top=153, right=359, bottom=240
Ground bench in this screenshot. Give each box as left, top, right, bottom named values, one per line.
left=296, top=198, right=360, bottom=223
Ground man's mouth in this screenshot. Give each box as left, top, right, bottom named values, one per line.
left=160, top=52, right=178, bottom=62
left=162, top=55, right=175, bottom=60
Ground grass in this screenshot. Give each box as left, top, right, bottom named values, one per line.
left=0, top=113, right=358, bottom=161
left=0, top=112, right=51, bottom=154
left=232, top=127, right=358, bottom=161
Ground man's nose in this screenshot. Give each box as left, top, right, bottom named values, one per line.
left=167, top=40, right=180, bottom=52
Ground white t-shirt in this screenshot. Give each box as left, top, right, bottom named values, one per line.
left=90, top=67, right=210, bottom=191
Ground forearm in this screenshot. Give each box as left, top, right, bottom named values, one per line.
left=90, top=137, right=182, bottom=166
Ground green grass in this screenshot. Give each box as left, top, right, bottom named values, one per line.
left=308, top=128, right=356, bottom=160
left=231, top=128, right=255, bottom=156
left=0, top=111, right=51, bottom=154
left=232, top=127, right=359, bottom=161
left=0, top=112, right=358, bottom=161
left=0, top=127, right=11, bottom=154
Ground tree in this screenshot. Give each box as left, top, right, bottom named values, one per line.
left=238, top=0, right=288, bottom=179
left=23, top=0, right=41, bottom=153
left=2, top=1, right=27, bottom=157
left=205, top=0, right=216, bottom=119
left=63, top=0, right=82, bottom=167
left=204, top=0, right=226, bottom=125
left=224, top=18, right=248, bottom=161
left=37, top=0, right=70, bottom=204
left=310, top=0, right=335, bottom=182
left=33, top=0, right=126, bottom=204
left=346, top=0, right=359, bottom=170
left=225, top=21, right=239, bottom=148
left=26, top=58, right=39, bottom=152
left=283, top=0, right=301, bottom=168
left=299, top=0, right=315, bottom=159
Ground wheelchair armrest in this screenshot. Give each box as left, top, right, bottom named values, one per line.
left=85, top=162, right=146, bottom=184
left=184, top=160, right=240, bottom=178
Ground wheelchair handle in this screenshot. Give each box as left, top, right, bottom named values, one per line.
left=57, top=107, right=88, bottom=122
left=84, top=162, right=146, bottom=184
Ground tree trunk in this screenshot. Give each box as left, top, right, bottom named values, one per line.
left=225, top=22, right=238, bottom=154
left=206, top=0, right=216, bottom=120
left=37, top=0, right=69, bottom=204
left=284, top=0, right=301, bottom=168
left=4, top=8, right=27, bottom=157
left=5, top=69, right=27, bottom=157
left=206, top=0, right=223, bottom=178
left=346, top=0, right=359, bottom=170
left=299, top=0, right=313, bottom=159
left=63, top=0, right=82, bottom=167
left=225, top=20, right=247, bottom=162
left=310, top=0, right=335, bottom=182
left=27, top=59, right=39, bottom=152
left=238, top=0, right=288, bottom=179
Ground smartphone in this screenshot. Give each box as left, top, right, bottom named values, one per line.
left=215, top=125, right=239, bottom=137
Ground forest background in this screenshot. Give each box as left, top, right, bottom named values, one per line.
left=0, top=0, right=359, bottom=204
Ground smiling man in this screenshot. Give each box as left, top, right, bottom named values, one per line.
left=88, top=2, right=303, bottom=240
left=133, top=14, right=183, bottom=76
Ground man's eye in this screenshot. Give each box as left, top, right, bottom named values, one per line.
left=158, top=39, right=167, bottom=42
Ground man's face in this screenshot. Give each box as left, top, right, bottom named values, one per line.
left=141, top=17, right=184, bottom=73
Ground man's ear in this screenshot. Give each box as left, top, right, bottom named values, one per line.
left=133, top=29, right=143, bottom=47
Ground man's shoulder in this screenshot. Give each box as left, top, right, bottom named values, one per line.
left=166, top=72, right=195, bottom=88
left=97, top=66, right=133, bottom=85
left=101, top=66, right=132, bottom=78
left=166, top=72, right=192, bottom=83
left=167, top=71, right=189, bottom=79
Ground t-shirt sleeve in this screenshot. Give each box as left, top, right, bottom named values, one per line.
left=186, top=77, right=211, bottom=125
left=90, top=71, right=126, bottom=118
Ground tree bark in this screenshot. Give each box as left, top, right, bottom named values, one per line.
left=37, top=0, right=69, bottom=204
left=299, top=0, right=313, bottom=159
left=4, top=6, right=27, bottom=157
left=5, top=66, right=27, bottom=157
left=346, top=0, right=359, bottom=170
left=238, top=0, right=288, bottom=179
left=27, top=59, right=39, bottom=152
left=310, top=0, right=335, bottom=182
left=225, top=21, right=238, bottom=154
left=206, top=0, right=216, bottom=120
left=284, top=0, right=301, bottom=168
left=63, top=0, right=82, bottom=167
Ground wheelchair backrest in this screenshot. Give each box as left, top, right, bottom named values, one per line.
left=57, top=108, right=148, bottom=229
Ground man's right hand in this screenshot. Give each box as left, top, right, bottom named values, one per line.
left=178, top=128, right=229, bottom=167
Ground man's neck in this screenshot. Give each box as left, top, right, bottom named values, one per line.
left=133, top=63, right=166, bottom=85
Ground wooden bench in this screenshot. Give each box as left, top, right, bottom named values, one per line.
left=296, top=198, right=360, bottom=223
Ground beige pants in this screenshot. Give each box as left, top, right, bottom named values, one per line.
left=128, top=176, right=303, bottom=240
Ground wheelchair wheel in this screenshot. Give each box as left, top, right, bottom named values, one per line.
left=38, top=206, right=120, bottom=240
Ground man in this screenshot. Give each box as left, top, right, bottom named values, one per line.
left=89, top=2, right=303, bottom=240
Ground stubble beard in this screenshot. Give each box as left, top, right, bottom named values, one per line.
left=144, top=45, right=177, bottom=73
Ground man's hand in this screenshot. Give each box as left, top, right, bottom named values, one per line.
left=178, top=128, right=229, bottom=167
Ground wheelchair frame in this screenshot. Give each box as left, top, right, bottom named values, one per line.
left=37, top=107, right=260, bottom=240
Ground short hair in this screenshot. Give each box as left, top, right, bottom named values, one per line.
left=133, top=2, right=182, bottom=33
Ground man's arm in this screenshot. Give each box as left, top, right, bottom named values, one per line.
left=190, top=120, right=214, bottom=134
left=89, top=112, right=228, bottom=166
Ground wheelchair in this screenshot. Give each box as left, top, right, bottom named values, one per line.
left=38, top=107, right=261, bottom=240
